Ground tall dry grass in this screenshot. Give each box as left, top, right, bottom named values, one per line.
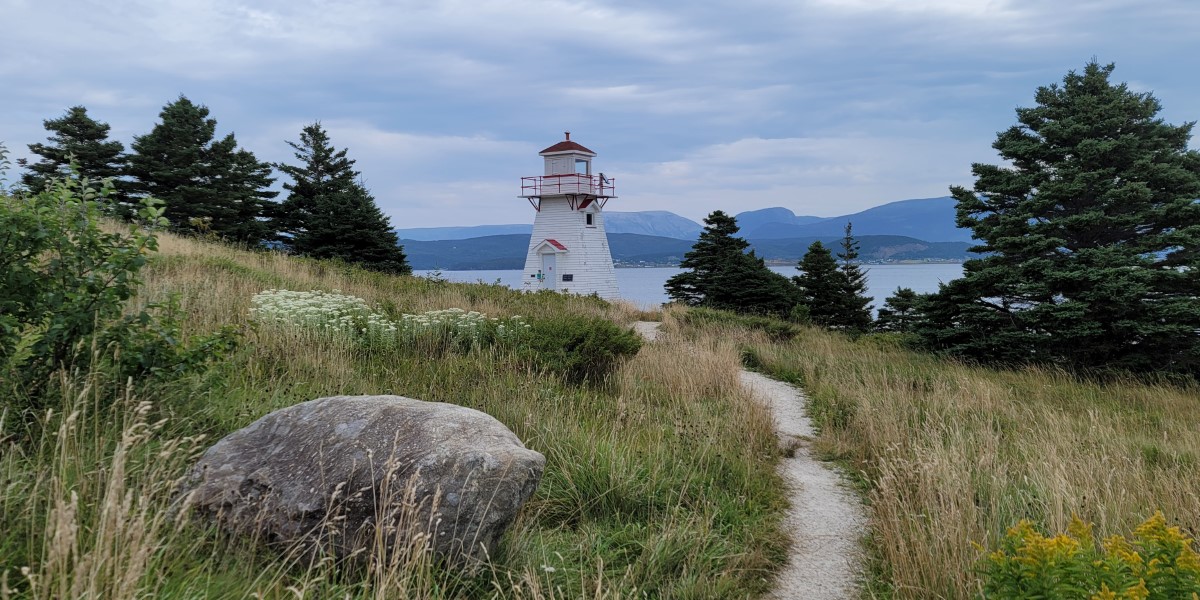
left=3, top=231, right=788, bottom=599
left=740, top=328, right=1200, bottom=599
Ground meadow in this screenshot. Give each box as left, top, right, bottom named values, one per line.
left=714, top=315, right=1200, bottom=599
left=1, top=230, right=790, bottom=599
left=5, top=213, right=1200, bottom=599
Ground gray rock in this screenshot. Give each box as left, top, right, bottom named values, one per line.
left=180, top=395, right=544, bottom=566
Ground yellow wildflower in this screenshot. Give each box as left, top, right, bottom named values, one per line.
left=1070, top=513, right=1095, bottom=546
left=1121, top=578, right=1148, bottom=600
left=1091, top=583, right=1117, bottom=600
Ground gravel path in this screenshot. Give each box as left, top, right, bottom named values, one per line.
left=634, top=322, right=865, bottom=599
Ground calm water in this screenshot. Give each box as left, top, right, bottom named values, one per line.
left=415, top=263, right=964, bottom=311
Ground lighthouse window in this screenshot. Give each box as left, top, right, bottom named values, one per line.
left=575, top=159, right=589, bottom=175
left=585, top=213, right=594, bottom=226
left=562, top=274, right=574, bottom=282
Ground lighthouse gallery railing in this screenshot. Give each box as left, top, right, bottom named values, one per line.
left=520, top=174, right=615, bottom=198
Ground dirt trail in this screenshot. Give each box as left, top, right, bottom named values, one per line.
left=634, top=321, right=865, bottom=599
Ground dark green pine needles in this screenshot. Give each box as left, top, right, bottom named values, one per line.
left=274, top=122, right=410, bottom=276
left=919, top=61, right=1200, bottom=375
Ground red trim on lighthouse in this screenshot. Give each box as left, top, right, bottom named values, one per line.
left=545, top=239, right=567, bottom=251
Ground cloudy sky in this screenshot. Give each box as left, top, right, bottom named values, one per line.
left=3, top=0, right=1198, bottom=228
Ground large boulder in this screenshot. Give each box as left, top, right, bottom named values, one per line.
left=180, top=395, right=544, bottom=566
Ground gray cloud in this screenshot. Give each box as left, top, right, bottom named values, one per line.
left=3, top=0, right=1198, bottom=227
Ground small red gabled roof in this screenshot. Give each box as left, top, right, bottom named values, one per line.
left=545, top=238, right=567, bottom=250
left=539, top=132, right=595, bottom=156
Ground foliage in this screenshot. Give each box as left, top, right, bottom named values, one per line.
left=875, top=287, right=923, bottom=333
left=835, top=222, right=873, bottom=331
left=730, top=309, right=1200, bottom=599
left=793, top=224, right=873, bottom=332
left=666, top=210, right=799, bottom=316
left=19, top=106, right=130, bottom=209
left=250, top=288, right=529, bottom=353
left=127, top=95, right=277, bottom=244
left=4, top=229, right=786, bottom=599
left=275, top=122, right=410, bottom=275
left=520, top=315, right=642, bottom=385
left=980, top=512, right=1200, bottom=599
left=0, top=171, right=236, bottom=407
left=920, top=61, right=1200, bottom=376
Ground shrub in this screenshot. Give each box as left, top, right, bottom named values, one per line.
left=1, top=169, right=237, bottom=407
left=521, top=315, right=642, bottom=385
left=980, top=512, right=1200, bottom=599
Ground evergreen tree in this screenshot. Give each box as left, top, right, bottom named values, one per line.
left=666, top=210, right=797, bottom=315
left=793, top=225, right=873, bottom=331
left=919, top=61, right=1200, bottom=375
left=21, top=106, right=128, bottom=203
left=793, top=241, right=845, bottom=326
left=835, top=222, right=873, bottom=331
left=275, top=122, right=410, bottom=275
left=875, top=287, right=922, bottom=333
left=127, top=96, right=276, bottom=244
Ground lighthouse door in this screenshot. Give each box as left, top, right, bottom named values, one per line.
left=541, top=253, right=557, bottom=290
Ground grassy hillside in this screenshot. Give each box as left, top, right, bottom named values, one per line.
left=673, top=312, right=1200, bottom=599
left=1, top=230, right=789, bottom=599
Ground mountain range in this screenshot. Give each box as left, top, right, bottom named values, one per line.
left=396, top=196, right=978, bottom=269
left=394, top=196, right=972, bottom=243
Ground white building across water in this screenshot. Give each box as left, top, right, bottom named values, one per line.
left=519, top=133, right=619, bottom=299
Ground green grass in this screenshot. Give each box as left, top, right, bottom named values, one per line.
left=1, top=232, right=788, bottom=599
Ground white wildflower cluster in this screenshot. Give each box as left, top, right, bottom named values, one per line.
left=397, top=308, right=531, bottom=350
left=249, top=289, right=530, bottom=351
left=250, top=289, right=374, bottom=337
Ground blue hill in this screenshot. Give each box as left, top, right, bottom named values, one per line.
left=738, top=197, right=973, bottom=242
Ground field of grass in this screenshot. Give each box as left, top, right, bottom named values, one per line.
left=718, top=318, right=1200, bottom=599
left=9, top=210, right=1198, bottom=599
left=1, top=231, right=788, bottom=599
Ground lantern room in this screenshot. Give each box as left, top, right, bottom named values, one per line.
left=520, top=132, right=615, bottom=210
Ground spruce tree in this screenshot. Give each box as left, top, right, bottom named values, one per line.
left=666, top=210, right=797, bottom=315
left=275, top=123, right=410, bottom=275
left=127, top=96, right=276, bottom=244
left=793, top=241, right=846, bottom=327
left=835, top=222, right=873, bottom=331
left=21, top=106, right=128, bottom=203
left=920, top=61, right=1200, bottom=375
left=875, top=287, right=921, bottom=333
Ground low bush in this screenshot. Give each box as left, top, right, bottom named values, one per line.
left=521, top=315, right=642, bottom=385
left=980, top=512, right=1200, bottom=599
left=0, top=171, right=236, bottom=411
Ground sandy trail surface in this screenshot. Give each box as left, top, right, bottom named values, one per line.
left=634, top=321, right=865, bottom=599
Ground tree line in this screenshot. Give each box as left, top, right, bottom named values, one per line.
left=16, top=96, right=409, bottom=274
left=668, top=61, right=1200, bottom=378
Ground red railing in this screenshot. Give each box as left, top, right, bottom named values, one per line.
left=520, top=174, right=615, bottom=198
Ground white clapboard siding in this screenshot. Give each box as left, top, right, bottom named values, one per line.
left=520, top=198, right=619, bottom=300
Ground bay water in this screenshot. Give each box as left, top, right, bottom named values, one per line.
left=415, top=263, right=964, bottom=311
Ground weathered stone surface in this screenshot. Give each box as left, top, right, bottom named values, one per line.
left=180, top=395, right=544, bottom=566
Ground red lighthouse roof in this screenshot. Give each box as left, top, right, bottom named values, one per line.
left=539, top=131, right=595, bottom=156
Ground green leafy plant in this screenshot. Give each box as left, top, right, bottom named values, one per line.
left=980, top=512, right=1200, bottom=599
left=0, top=169, right=236, bottom=406
left=520, top=315, right=642, bottom=385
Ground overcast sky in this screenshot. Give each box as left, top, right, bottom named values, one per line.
left=3, top=0, right=1198, bottom=227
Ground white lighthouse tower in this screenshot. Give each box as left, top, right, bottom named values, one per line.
left=519, top=133, right=619, bottom=299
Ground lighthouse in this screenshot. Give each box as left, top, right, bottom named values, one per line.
left=519, top=133, right=619, bottom=299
